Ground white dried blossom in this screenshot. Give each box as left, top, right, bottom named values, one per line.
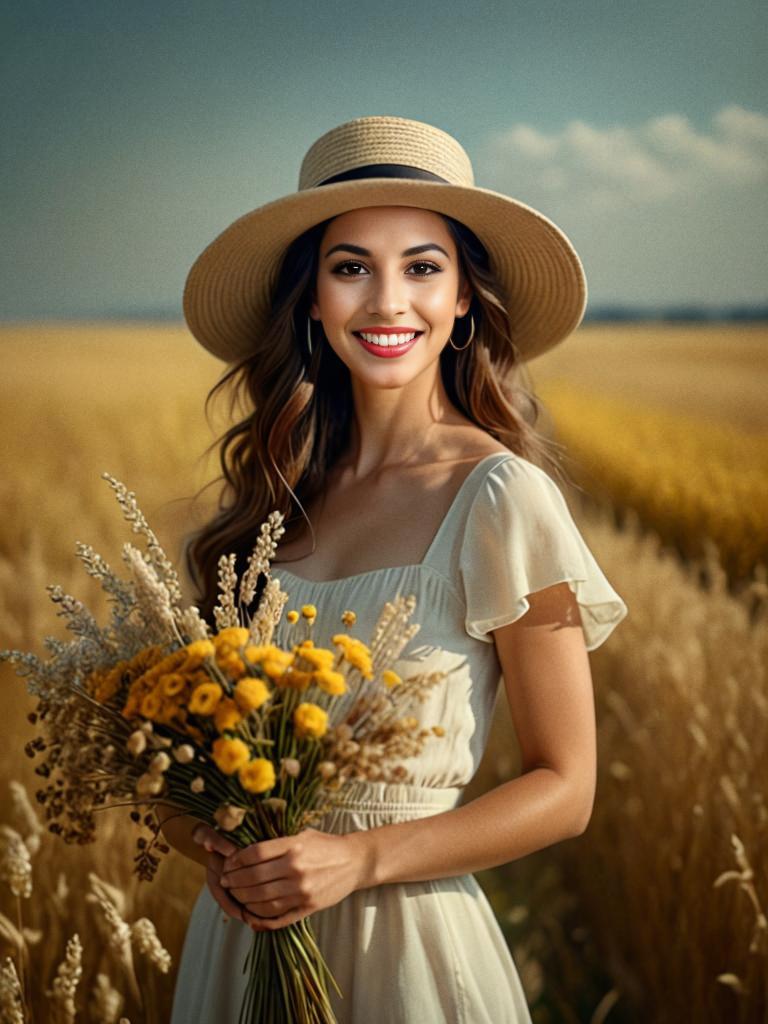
left=130, top=918, right=171, bottom=974
left=8, top=780, right=44, bottom=856
left=49, top=933, right=83, bottom=1023
left=177, top=604, right=210, bottom=642
left=280, top=757, right=301, bottom=779
left=239, top=511, right=286, bottom=607
left=0, top=825, right=32, bottom=898
left=316, top=761, right=337, bottom=780
left=213, top=553, right=238, bottom=631
left=247, top=576, right=288, bottom=646
left=149, top=752, right=171, bottom=775
left=173, top=744, right=195, bottom=764
left=89, top=972, right=123, bottom=1024
left=0, top=956, right=24, bottom=1024
left=190, top=776, right=205, bottom=794
left=263, top=798, right=287, bottom=815
left=136, top=773, right=164, bottom=798
left=123, top=545, right=177, bottom=640
left=74, top=542, right=137, bottom=628
left=100, top=472, right=184, bottom=611
left=213, top=804, right=247, bottom=832
left=126, top=730, right=147, bottom=756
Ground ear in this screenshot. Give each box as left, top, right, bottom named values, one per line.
left=308, top=299, right=320, bottom=320
left=455, top=277, right=472, bottom=319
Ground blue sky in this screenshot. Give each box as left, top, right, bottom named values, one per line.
left=1, top=0, right=766, bottom=317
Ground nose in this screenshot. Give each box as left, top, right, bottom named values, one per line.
left=364, top=267, right=409, bottom=319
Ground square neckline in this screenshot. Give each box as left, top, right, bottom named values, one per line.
left=271, top=451, right=515, bottom=587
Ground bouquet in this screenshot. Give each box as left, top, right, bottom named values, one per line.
left=0, top=473, right=452, bottom=1023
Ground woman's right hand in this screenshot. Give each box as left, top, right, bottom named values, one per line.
left=192, top=823, right=248, bottom=925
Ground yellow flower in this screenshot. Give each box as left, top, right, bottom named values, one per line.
left=216, top=651, right=247, bottom=679
left=212, top=736, right=251, bottom=775
left=382, top=670, right=402, bottom=688
left=293, top=702, right=328, bottom=740
left=214, top=697, right=244, bottom=733
left=160, top=672, right=187, bottom=697
left=301, top=604, right=317, bottom=621
left=238, top=758, right=276, bottom=794
left=121, top=692, right=141, bottom=719
left=214, top=627, right=250, bottom=649
left=334, top=636, right=374, bottom=679
left=140, top=690, right=162, bottom=719
left=279, top=667, right=312, bottom=691
left=244, top=644, right=272, bottom=665
left=234, top=677, right=271, bottom=712
left=297, top=644, right=336, bottom=670
left=285, top=610, right=299, bottom=624
left=341, top=610, right=357, bottom=626
left=184, top=639, right=215, bottom=668
left=189, top=682, right=223, bottom=715
left=262, top=657, right=291, bottom=681
left=312, top=668, right=347, bottom=696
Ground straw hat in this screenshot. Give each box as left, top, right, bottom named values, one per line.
left=183, top=114, right=587, bottom=363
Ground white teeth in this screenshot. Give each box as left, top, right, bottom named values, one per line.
left=359, top=332, right=417, bottom=347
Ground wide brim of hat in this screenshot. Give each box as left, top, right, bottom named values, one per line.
left=183, top=178, right=588, bottom=363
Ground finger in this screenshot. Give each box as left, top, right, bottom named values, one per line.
left=224, top=875, right=295, bottom=906
left=192, top=823, right=239, bottom=858
left=244, top=905, right=308, bottom=932
left=206, top=864, right=247, bottom=923
left=221, top=856, right=291, bottom=891
left=223, top=835, right=294, bottom=873
left=244, top=895, right=297, bottom=918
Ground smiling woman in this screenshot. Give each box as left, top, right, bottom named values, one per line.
left=165, top=114, right=628, bottom=1023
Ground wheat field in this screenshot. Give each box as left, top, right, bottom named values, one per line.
left=0, top=322, right=766, bottom=1023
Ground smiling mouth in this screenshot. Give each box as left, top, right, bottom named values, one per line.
left=353, top=330, right=423, bottom=348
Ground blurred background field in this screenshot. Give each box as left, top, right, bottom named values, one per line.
left=1, top=321, right=767, bottom=1022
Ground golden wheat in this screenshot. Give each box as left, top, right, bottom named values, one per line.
left=535, top=380, right=768, bottom=582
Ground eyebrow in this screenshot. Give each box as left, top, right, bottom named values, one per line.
left=324, top=242, right=451, bottom=259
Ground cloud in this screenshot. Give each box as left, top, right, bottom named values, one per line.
left=480, top=105, right=768, bottom=211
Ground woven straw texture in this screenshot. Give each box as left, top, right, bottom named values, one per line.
left=299, top=115, right=475, bottom=189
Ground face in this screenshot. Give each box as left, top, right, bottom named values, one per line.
left=309, top=206, right=472, bottom=386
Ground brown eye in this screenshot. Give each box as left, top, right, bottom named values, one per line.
left=407, top=262, right=441, bottom=276
left=332, top=261, right=367, bottom=276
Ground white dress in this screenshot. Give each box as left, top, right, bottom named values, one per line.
left=170, top=451, right=628, bottom=1023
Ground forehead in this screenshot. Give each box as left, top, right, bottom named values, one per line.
left=320, top=205, right=452, bottom=245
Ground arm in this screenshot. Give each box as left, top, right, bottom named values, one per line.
left=351, top=580, right=596, bottom=887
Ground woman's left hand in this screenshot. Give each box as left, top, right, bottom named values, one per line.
left=219, top=828, right=365, bottom=931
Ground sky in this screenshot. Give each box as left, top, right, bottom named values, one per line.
left=1, top=0, right=766, bottom=318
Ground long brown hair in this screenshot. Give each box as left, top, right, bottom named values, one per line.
left=182, top=211, right=572, bottom=629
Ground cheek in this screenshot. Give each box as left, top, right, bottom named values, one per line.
left=315, top=276, right=354, bottom=320
left=419, top=278, right=461, bottom=321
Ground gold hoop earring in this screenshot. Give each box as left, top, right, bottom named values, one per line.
left=448, top=313, right=475, bottom=351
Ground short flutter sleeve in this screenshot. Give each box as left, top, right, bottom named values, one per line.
left=458, top=456, right=628, bottom=651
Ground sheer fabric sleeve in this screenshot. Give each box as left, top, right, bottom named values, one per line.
left=458, top=456, right=628, bottom=651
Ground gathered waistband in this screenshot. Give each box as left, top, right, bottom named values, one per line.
left=323, top=780, right=464, bottom=817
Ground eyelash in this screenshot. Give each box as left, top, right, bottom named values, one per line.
left=331, top=260, right=442, bottom=277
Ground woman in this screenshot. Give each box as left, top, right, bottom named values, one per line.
left=163, top=114, right=629, bottom=1023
